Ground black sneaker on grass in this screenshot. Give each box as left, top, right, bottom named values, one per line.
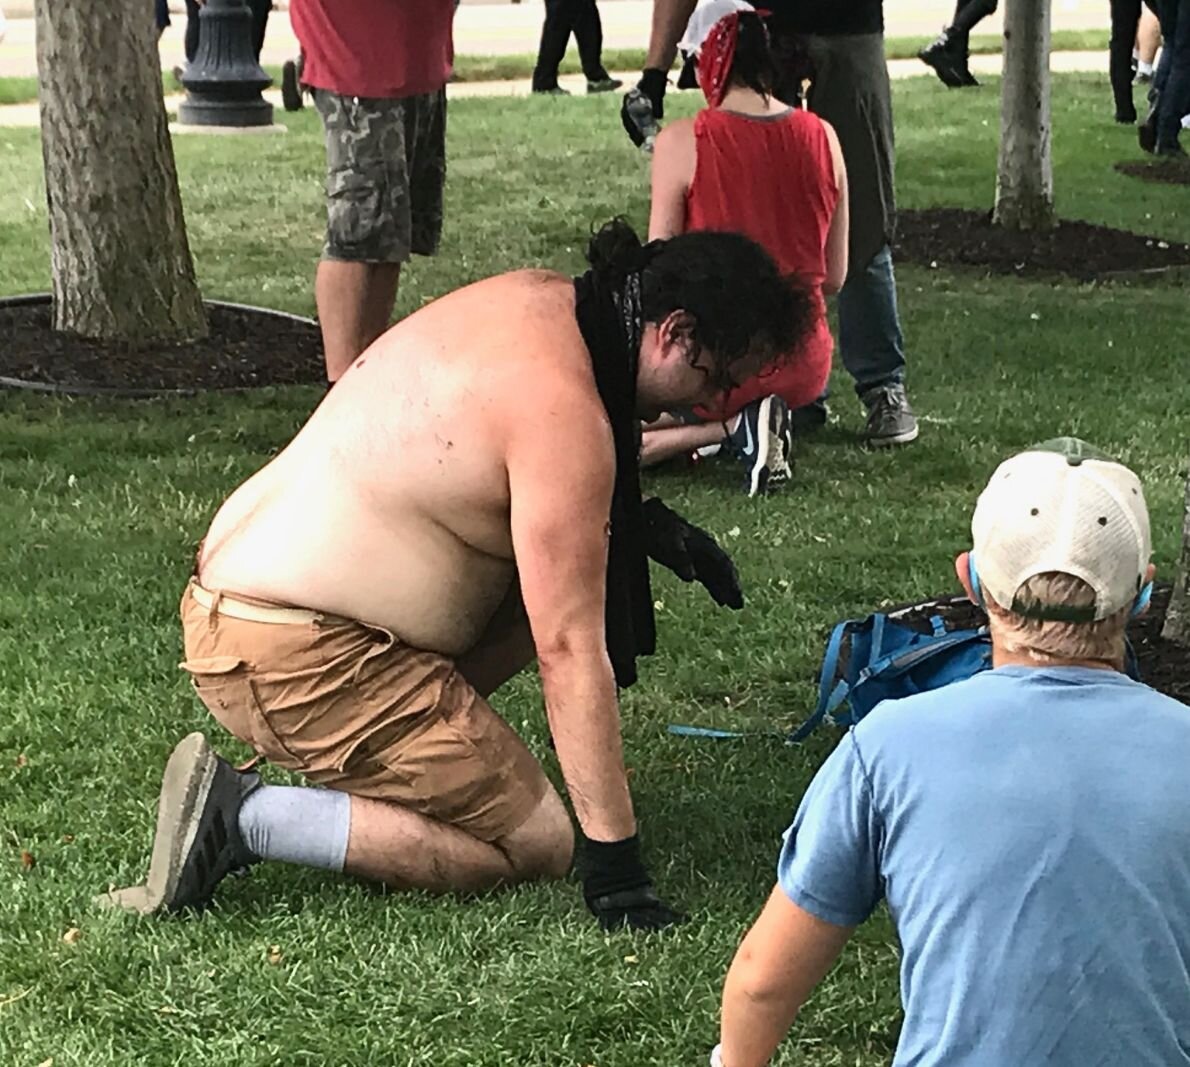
left=861, top=383, right=919, bottom=447
left=727, top=395, right=794, bottom=497
left=98, top=733, right=261, bottom=914
left=587, top=77, right=623, bottom=94
left=917, top=31, right=967, bottom=88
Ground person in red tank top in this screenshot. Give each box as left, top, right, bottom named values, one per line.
left=639, top=0, right=849, bottom=497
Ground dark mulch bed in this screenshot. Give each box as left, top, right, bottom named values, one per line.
left=0, top=299, right=324, bottom=395
left=888, top=584, right=1189, bottom=704
left=894, top=208, right=1190, bottom=281
left=1114, top=158, right=1190, bottom=186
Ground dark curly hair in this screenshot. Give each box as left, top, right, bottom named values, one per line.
left=586, top=218, right=813, bottom=394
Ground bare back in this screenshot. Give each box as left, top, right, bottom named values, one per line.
left=198, top=270, right=613, bottom=656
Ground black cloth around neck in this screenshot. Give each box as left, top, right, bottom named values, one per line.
left=572, top=269, right=656, bottom=688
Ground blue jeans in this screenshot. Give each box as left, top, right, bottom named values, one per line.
left=836, top=244, right=908, bottom=396
left=1154, top=0, right=1190, bottom=150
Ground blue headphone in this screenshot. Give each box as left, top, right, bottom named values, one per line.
left=967, top=552, right=1152, bottom=619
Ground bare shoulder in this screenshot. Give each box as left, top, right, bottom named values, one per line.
left=654, top=116, right=697, bottom=160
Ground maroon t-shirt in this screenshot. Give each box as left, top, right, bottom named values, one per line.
left=291, top=0, right=454, bottom=99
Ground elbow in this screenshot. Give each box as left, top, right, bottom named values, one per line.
left=822, top=277, right=843, bottom=297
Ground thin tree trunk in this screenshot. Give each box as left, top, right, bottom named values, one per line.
left=1162, top=464, right=1190, bottom=645
left=993, top=0, right=1055, bottom=231
left=34, top=0, right=207, bottom=342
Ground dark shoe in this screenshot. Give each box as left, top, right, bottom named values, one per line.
left=957, top=64, right=980, bottom=87
left=726, top=395, right=794, bottom=497
left=587, top=76, right=623, bottom=94
left=918, top=31, right=966, bottom=89
left=1155, top=142, right=1188, bottom=159
left=281, top=58, right=304, bottom=112
left=790, top=399, right=829, bottom=434
left=1138, top=106, right=1159, bottom=153
left=97, top=733, right=261, bottom=915
left=533, top=85, right=571, bottom=96
left=621, top=84, right=661, bottom=152
left=860, top=383, right=919, bottom=448
left=1115, top=105, right=1138, bottom=124
left=1134, top=70, right=1153, bottom=85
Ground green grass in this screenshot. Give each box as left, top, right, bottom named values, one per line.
left=0, top=30, right=1112, bottom=106
left=0, top=73, right=1187, bottom=1067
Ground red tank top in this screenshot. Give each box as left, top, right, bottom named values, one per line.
left=291, top=0, right=454, bottom=99
left=686, top=107, right=838, bottom=419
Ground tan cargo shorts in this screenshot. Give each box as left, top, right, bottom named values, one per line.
left=178, top=579, right=547, bottom=842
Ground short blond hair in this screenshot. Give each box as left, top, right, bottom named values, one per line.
left=985, top=571, right=1129, bottom=664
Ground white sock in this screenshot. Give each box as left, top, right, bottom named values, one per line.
left=1138, top=60, right=1154, bottom=76
left=238, top=785, right=352, bottom=871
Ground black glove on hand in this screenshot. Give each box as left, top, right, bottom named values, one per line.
left=641, top=497, right=744, bottom=610
left=621, top=68, right=668, bottom=147
left=579, top=834, right=687, bottom=932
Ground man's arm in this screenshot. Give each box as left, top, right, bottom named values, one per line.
left=718, top=888, right=854, bottom=1067
left=506, top=395, right=631, bottom=842
left=644, top=0, right=699, bottom=71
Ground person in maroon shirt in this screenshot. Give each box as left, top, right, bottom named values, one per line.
left=289, top=0, right=455, bottom=384
left=640, top=2, right=848, bottom=497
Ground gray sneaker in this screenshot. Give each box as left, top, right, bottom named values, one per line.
left=97, top=733, right=261, bottom=915
left=860, top=383, right=919, bottom=447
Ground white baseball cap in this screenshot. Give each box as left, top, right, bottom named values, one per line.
left=678, top=0, right=756, bottom=57
left=971, top=438, right=1152, bottom=621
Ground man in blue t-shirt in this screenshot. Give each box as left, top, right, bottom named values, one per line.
left=710, top=438, right=1190, bottom=1067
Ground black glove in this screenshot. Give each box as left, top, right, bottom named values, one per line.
left=641, top=497, right=744, bottom=610
left=579, top=834, right=687, bottom=932
left=620, top=68, right=668, bottom=147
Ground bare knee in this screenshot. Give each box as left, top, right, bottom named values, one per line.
left=498, top=787, right=574, bottom=883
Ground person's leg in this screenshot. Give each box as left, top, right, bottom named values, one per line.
left=312, top=90, right=410, bottom=382
left=1142, top=0, right=1177, bottom=149
left=533, top=0, right=574, bottom=92
left=1155, top=0, right=1190, bottom=152
left=183, top=0, right=201, bottom=63
left=248, top=0, right=271, bottom=62
left=315, top=262, right=402, bottom=382
left=202, top=590, right=571, bottom=896
left=836, top=247, right=918, bottom=446
left=573, top=0, right=611, bottom=82
left=1111, top=0, right=1144, bottom=120
left=1138, top=3, right=1162, bottom=75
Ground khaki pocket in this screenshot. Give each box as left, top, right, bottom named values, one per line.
left=179, top=655, right=299, bottom=768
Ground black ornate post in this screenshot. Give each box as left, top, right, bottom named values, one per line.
left=177, top=0, right=273, bottom=128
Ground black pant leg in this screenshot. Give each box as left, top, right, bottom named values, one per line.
left=572, top=0, right=609, bottom=81
left=533, top=0, right=574, bottom=90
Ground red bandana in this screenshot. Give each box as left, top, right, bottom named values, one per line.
left=696, top=13, right=742, bottom=108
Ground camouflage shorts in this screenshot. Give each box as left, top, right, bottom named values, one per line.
left=312, top=88, right=446, bottom=263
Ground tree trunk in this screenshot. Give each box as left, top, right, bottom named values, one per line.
left=993, top=0, right=1055, bottom=231
left=34, top=0, right=207, bottom=342
left=1162, top=464, right=1190, bottom=645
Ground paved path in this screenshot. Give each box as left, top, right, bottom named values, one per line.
left=0, top=50, right=1110, bottom=129
left=0, top=0, right=1110, bottom=81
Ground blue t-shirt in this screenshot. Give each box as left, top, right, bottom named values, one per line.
left=778, top=666, right=1190, bottom=1066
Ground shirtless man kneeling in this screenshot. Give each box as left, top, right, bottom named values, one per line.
left=101, top=220, right=809, bottom=931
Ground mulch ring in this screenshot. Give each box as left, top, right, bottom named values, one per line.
left=886, top=584, right=1189, bottom=704
left=0, top=298, right=324, bottom=396
left=894, top=208, right=1190, bottom=282
left=1113, top=158, right=1190, bottom=186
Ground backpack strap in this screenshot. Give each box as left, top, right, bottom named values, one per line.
left=785, top=620, right=855, bottom=743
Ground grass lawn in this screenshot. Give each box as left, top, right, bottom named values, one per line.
left=1, top=73, right=1187, bottom=1067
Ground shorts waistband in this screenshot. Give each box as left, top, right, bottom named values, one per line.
left=188, top=581, right=322, bottom=626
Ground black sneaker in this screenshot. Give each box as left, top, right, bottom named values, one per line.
left=587, top=77, right=623, bottom=94
left=727, top=395, right=794, bottom=497
left=1156, top=142, right=1189, bottom=159
left=533, top=86, right=571, bottom=96
left=918, top=31, right=966, bottom=89
left=281, top=57, right=304, bottom=112
left=1138, top=104, right=1159, bottom=153
left=1115, top=105, right=1138, bottom=124
left=860, top=383, right=919, bottom=447
left=98, top=733, right=261, bottom=914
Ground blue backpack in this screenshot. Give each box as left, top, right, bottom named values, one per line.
left=789, top=597, right=992, bottom=741
left=669, top=595, right=993, bottom=743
